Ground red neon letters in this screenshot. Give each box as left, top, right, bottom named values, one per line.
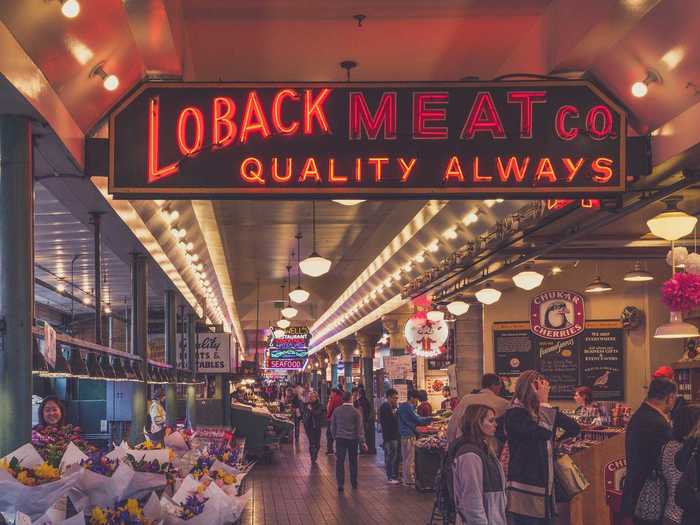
left=349, top=92, right=397, bottom=140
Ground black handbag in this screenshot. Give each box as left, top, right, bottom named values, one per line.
left=675, top=440, right=700, bottom=515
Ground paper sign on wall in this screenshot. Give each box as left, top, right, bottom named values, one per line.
left=44, top=322, right=57, bottom=369
left=195, top=333, right=231, bottom=373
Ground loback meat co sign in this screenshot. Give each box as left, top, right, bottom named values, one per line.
left=108, top=81, right=627, bottom=199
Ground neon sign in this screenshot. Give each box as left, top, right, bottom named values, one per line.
left=109, top=81, right=627, bottom=199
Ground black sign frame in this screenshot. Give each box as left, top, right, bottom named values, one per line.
left=108, top=80, right=627, bottom=199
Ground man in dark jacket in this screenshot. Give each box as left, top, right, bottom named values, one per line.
left=302, top=390, right=325, bottom=462
left=379, top=388, right=401, bottom=484
left=326, top=387, right=343, bottom=454
left=621, top=377, right=676, bottom=523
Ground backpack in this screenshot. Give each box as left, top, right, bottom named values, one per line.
left=675, top=439, right=700, bottom=516
left=433, top=438, right=475, bottom=521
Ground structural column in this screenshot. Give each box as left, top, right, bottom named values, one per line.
left=0, top=116, right=33, bottom=455
left=129, top=254, right=149, bottom=444
left=356, top=329, right=381, bottom=454
left=186, top=313, right=197, bottom=428
left=338, top=339, right=355, bottom=387
left=328, top=344, right=339, bottom=387
left=90, top=212, right=103, bottom=345
left=382, top=305, right=413, bottom=356
left=164, top=290, right=177, bottom=427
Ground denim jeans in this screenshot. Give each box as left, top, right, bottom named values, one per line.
left=383, top=440, right=401, bottom=480
left=335, top=438, right=359, bottom=488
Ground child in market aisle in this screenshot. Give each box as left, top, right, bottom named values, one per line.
left=451, top=404, right=507, bottom=525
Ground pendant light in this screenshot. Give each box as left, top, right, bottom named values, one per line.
left=624, top=261, right=654, bottom=282
left=68, top=347, right=90, bottom=379
left=332, top=200, right=365, bottom=206
left=112, top=357, right=128, bottom=382
left=86, top=353, right=105, bottom=380
left=281, top=266, right=299, bottom=319
left=654, top=312, right=700, bottom=339
left=585, top=263, right=613, bottom=293
left=289, top=233, right=310, bottom=304
left=512, top=266, right=545, bottom=291
left=46, top=347, right=73, bottom=378
left=32, top=338, right=49, bottom=376
left=647, top=196, right=697, bottom=241
left=99, top=354, right=116, bottom=380
left=273, top=328, right=285, bottom=338
left=300, top=201, right=331, bottom=277
left=475, top=282, right=502, bottom=305
left=427, top=310, right=445, bottom=322
left=277, top=318, right=291, bottom=329
left=446, top=300, right=470, bottom=316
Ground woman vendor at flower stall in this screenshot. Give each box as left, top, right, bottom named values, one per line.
left=34, top=396, right=66, bottom=429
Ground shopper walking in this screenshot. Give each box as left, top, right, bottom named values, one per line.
left=452, top=404, right=507, bottom=525
left=398, top=390, right=432, bottom=486
left=379, top=388, right=402, bottom=484
left=661, top=404, right=700, bottom=525
left=286, top=386, right=304, bottom=442
left=355, top=386, right=372, bottom=452
left=326, top=387, right=343, bottom=454
left=503, top=370, right=580, bottom=525
left=331, top=390, right=367, bottom=491
left=621, top=377, right=676, bottom=524
left=302, top=390, right=325, bottom=462
left=448, top=373, right=510, bottom=445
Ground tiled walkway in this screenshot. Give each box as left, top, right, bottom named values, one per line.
left=240, top=430, right=436, bottom=525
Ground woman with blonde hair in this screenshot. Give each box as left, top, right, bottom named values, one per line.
left=503, top=370, right=580, bottom=525
left=452, top=404, right=507, bottom=524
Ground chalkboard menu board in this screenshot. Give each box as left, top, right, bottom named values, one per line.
left=493, top=320, right=624, bottom=400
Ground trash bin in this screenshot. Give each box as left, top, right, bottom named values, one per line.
left=415, top=446, right=443, bottom=492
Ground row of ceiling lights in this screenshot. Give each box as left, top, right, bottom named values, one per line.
left=55, top=0, right=120, bottom=91
left=319, top=199, right=504, bottom=335
left=157, top=201, right=225, bottom=325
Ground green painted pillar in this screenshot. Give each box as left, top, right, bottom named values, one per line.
left=0, top=116, right=33, bottom=456
left=129, top=254, right=149, bottom=444
left=331, top=364, right=338, bottom=387
left=164, top=290, right=177, bottom=427
left=185, top=313, right=197, bottom=428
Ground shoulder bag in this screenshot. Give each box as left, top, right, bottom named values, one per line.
left=634, top=455, right=667, bottom=521
left=675, top=439, right=700, bottom=515
left=555, top=453, right=590, bottom=502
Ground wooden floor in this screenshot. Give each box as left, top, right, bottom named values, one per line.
left=240, top=430, right=435, bottom=525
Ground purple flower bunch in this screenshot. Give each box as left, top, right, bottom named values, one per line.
left=81, top=451, right=119, bottom=477
left=178, top=494, right=209, bottom=520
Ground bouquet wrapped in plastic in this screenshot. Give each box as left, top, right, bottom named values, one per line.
left=0, top=444, right=81, bottom=520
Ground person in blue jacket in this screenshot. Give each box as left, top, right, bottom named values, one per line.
left=398, top=390, right=432, bottom=486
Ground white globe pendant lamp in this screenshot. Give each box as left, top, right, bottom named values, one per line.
left=427, top=310, right=445, bottom=322
left=281, top=305, right=298, bottom=319
left=273, top=328, right=285, bottom=338
left=446, top=300, right=470, bottom=316
left=512, top=266, right=545, bottom=291
left=475, top=282, right=502, bottom=305
left=300, top=201, right=331, bottom=277
left=332, top=200, right=366, bottom=206
left=277, top=318, right=290, bottom=329
left=647, top=197, right=697, bottom=241
left=289, top=233, right=310, bottom=303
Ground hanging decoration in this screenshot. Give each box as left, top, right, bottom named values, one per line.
left=404, top=311, right=449, bottom=358
left=666, top=246, right=688, bottom=268
left=661, top=272, right=700, bottom=312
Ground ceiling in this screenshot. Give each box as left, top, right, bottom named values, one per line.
left=3, top=0, right=700, bottom=357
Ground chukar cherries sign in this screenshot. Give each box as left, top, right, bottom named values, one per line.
left=108, top=80, right=627, bottom=199
left=195, top=332, right=231, bottom=373
left=530, top=290, right=585, bottom=340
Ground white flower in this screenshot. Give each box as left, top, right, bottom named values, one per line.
left=685, top=252, right=700, bottom=274
left=667, top=246, right=689, bottom=267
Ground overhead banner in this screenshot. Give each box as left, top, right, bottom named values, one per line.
left=195, top=332, right=231, bottom=373
left=109, top=81, right=627, bottom=199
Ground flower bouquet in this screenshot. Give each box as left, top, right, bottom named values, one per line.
left=189, top=463, right=239, bottom=496
left=32, top=426, right=94, bottom=469
left=0, top=444, right=81, bottom=520
left=163, top=431, right=193, bottom=453
left=661, top=271, right=700, bottom=312
left=160, top=476, right=246, bottom=525
left=75, top=452, right=134, bottom=508
left=122, top=454, right=177, bottom=500
left=88, top=493, right=162, bottom=525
